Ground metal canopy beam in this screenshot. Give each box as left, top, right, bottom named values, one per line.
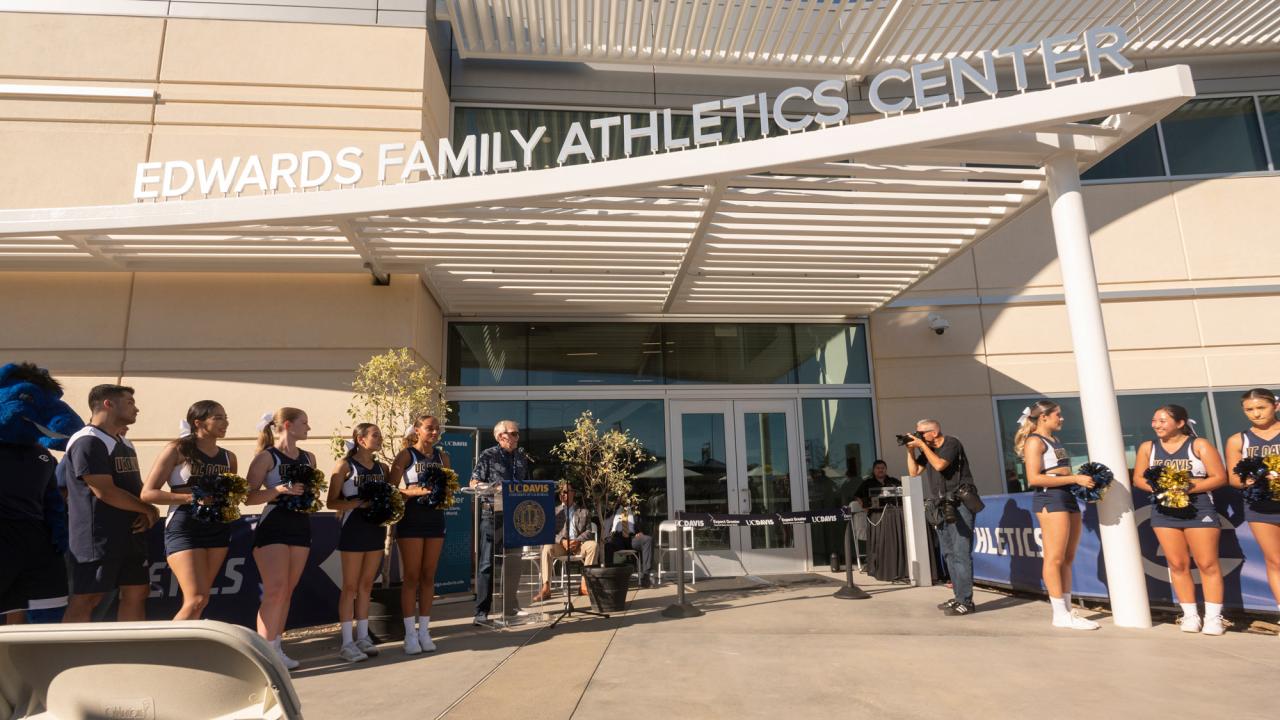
left=0, top=66, right=1194, bottom=317
left=440, top=0, right=1280, bottom=75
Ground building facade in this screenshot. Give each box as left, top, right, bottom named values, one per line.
left=3, top=1, right=1279, bottom=575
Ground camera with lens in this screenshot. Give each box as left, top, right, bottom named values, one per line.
left=942, top=493, right=958, bottom=523
left=894, top=433, right=918, bottom=446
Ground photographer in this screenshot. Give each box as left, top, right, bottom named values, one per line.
left=904, top=419, right=976, bottom=616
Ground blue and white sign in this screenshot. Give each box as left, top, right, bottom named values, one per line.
left=436, top=428, right=479, bottom=594
left=972, top=489, right=1274, bottom=611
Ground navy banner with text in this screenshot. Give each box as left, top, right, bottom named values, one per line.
left=971, top=489, right=1275, bottom=612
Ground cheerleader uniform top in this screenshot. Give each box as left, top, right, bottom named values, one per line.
left=168, top=447, right=233, bottom=493
left=1241, top=427, right=1280, bottom=460
left=1241, top=427, right=1280, bottom=519
left=1031, top=434, right=1070, bottom=474
left=1030, top=433, right=1071, bottom=495
left=340, top=456, right=386, bottom=501
left=263, top=447, right=313, bottom=504
left=1148, top=436, right=1208, bottom=480
left=403, top=446, right=445, bottom=491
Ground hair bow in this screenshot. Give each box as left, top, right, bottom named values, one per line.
left=178, top=419, right=193, bottom=438
left=1017, top=406, right=1032, bottom=425
left=255, top=411, right=275, bottom=433
left=344, top=439, right=357, bottom=452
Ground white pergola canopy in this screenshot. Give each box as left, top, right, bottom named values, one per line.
left=0, top=66, right=1193, bottom=316
left=441, top=0, right=1280, bottom=76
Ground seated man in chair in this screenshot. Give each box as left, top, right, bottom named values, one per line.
left=606, top=504, right=653, bottom=588
left=534, top=483, right=599, bottom=601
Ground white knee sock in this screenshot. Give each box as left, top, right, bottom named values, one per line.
left=1050, top=596, right=1070, bottom=621
left=355, top=618, right=369, bottom=640
left=1180, top=602, right=1198, bottom=618
left=417, top=616, right=430, bottom=635
left=340, top=621, right=354, bottom=646
left=1204, top=602, right=1223, bottom=620
left=403, top=617, right=416, bottom=636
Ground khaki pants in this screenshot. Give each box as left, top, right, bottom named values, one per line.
left=539, top=540, right=600, bottom=584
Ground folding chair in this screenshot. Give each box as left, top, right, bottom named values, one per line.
left=0, top=620, right=302, bottom=719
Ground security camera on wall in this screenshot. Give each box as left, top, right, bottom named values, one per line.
left=927, top=313, right=951, bottom=335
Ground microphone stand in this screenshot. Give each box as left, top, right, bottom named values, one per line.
left=549, top=519, right=609, bottom=628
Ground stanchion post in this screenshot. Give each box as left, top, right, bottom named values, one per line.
left=833, top=507, right=871, bottom=600
left=662, top=513, right=703, bottom=618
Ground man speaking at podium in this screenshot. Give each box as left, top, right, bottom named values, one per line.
left=470, top=419, right=529, bottom=625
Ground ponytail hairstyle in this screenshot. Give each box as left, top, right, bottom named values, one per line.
left=1013, top=400, right=1061, bottom=455
left=256, top=406, right=306, bottom=453
left=176, top=400, right=224, bottom=462
left=346, top=423, right=378, bottom=461
left=1156, top=404, right=1195, bottom=436
left=1241, top=387, right=1278, bottom=404
left=402, top=413, right=439, bottom=450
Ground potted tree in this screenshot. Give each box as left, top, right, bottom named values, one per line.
left=552, top=411, right=652, bottom=612
left=333, top=348, right=447, bottom=639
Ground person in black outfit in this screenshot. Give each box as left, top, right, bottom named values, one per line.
left=62, top=384, right=159, bottom=623
left=604, top=504, right=653, bottom=587
left=854, top=460, right=901, bottom=508
left=905, top=419, right=975, bottom=616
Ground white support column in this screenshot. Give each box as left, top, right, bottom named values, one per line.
left=1044, top=152, right=1152, bottom=629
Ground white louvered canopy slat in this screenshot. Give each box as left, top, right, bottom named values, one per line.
left=0, top=66, right=1193, bottom=317
left=440, top=0, right=1280, bottom=75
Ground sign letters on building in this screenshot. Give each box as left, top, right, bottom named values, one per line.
left=133, top=26, right=1132, bottom=201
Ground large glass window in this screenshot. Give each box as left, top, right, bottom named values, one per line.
left=527, top=322, right=664, bottom=385
left=1082, top=126, right=1165, bottom=181
left=801, top=397, right=877, bottom=565
left=663, top=323, right=797, bottom=384
left=447, top=322, right=869, bottom=387
left=996, top=393, right=1216, bottom=491
left=1161, top=96, right=1268, bottom=176
left=1211, top=387, right=1280, bottom=448
left=446, top=401, right=528, bottom=455
left=446, top=323, right=527, bottom=387
left=794, top=324, right=870, bottom=385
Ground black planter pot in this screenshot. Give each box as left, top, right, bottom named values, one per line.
left=368, top=585, right=404, bottom=641
left=582, top=565, right=631, bottom=612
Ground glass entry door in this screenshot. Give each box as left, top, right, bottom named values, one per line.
left=669, top=399, right=807, bottom=576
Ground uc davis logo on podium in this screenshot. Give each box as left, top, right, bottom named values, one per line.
left=503, top=482, right=556, bottom=547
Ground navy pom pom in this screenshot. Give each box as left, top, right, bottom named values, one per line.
left=1072, top=462, right=1114, bottom=503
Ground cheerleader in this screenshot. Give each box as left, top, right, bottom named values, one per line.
left=325, top=423, right=388, bottom=663
left=1132, top=404, right=1227, bottom=635
left=388, top=414, right=450, bottom=655
left=245, top=407, right=312, bottom=669
left=140, top=401, right=237, bottom=620
left=1013, top=400, right=1099, bottom=630
left=1224, top=388, right=1280, bottom=635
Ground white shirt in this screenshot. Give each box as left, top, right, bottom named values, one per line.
left=609, top=507, right=638, bottom=535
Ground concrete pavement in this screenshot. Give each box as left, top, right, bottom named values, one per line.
left=285, top=573, right=1278, bottom=719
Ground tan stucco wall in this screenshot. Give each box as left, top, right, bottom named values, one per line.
left=0, top=271, right=444, bottom=508
left=0, top=12, right=450, bottom=208
left=874, top=174, right=1280, bottom=491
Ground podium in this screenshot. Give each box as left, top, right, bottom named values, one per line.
left=467, top=484, right=542, bottom=628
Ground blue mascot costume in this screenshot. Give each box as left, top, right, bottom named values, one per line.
left=0, top=362, right=86, bottom=623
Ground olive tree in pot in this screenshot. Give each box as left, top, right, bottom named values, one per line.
left=552, top=411, right=652, bottom=613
